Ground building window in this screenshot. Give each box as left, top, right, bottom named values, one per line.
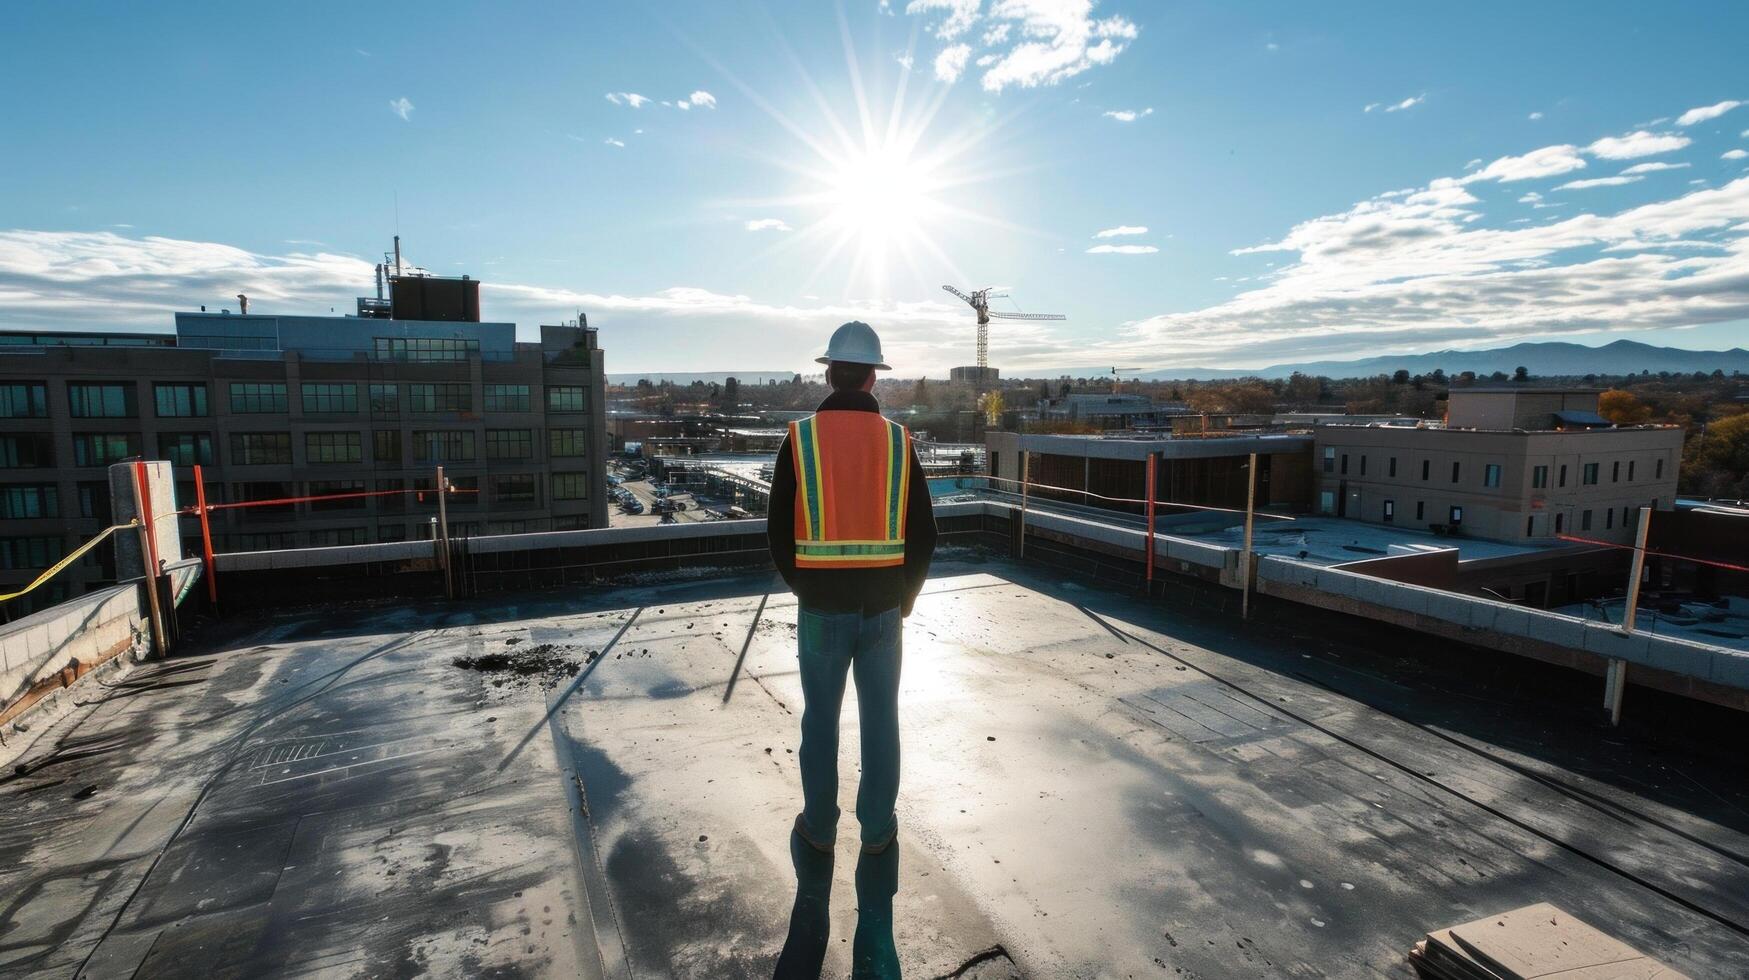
left=68, top=382, right=136, bottom=418
left=1555, top=512, right=1564, bottom=533
left=72, top=433, right=141, bottom=467
left=1526, top=515, right=1536, bottom=536
left=305, top=431, right=363, bottom=463
left=1582, top=462, right=1599, bottom=485
left=1415, top=501, right=1425, bottom=521
left=0, top=535, right=59, bottom=569
left=1359, top=455, right=1367, bottom=476
left=154, top=383, right=208, bottom=418
left=1606, top=508, right=1614, bottom=530
left=549, top=428, right=589, bottom=458
left=1421, top=459, right=1430, bottom=481
left=308, top=480, right=367, bottom=511
left=552, top=472, right=590, bottom=500
left=369, top=384, right=400, bottom=416
left=308, top=527, right=369, bottom=546
left=1628, top=460, right=1636, bottom=481
left=484, top=384, right=531, bottom=413
left=1611, top=461, right=1620, bottom=483
left=0, top=434, right=52, bottom=469
left=408, top=383, right=472, bottom=413
left=1623, top=506, right=1632, bottom=527
left=1483, top=464, right=1501, bottom=488
left=1532, top=465, right=1548, bottom=489
left=76, top=483, right=110, bottom=521
left=1558, top=464, right=1568, bottom=487
left=494, top=475, right=539, bottom=504
left=234, top=531, right=297, bottom=551
left=301, top=383, right=358, bottom=414
left=374, top=430, right=402, bottom=463
left=0, top=485, right=59, bottom=519
left=1340, top=453, right=1349, bottom=475
left=1388, top=457, right=1397, bottom=478
left=158, top=433, right=214, bottom=467
left=413, top=430, right=475, bottom=462
left=0, top=383, right=48, bottom=418
left=1382, top=499, right=1394, bottom=523
left=1654, top=459, right=1662, bottom=479
left=547, top=385, right=588, bottom=412
left=1449, top=505, right=1463, bottom=526
left=1322, top=447, right=1334, bottom=473
left=378, top=524, right=408, bottom=542
left=231, top=432, right=293, bottom=465
left=485, top=429, right=534, bottom=460
left=1319, top=490, right=1335, bottom=514
left=376, top=478, right=406, bottom=511
left=1581, top=509, right=1592, bottom=531
left=230, top=382, right=289, bottom=414
left=373, top=337, right=480, bottom=362
left=1450, top=461, right=1461, bottom=484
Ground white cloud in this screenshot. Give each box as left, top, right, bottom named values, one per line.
left=686, top=90, right=717, bottom=109
left=1086, top=244, right=1158, bottom=254
left=1463, top=144, right=1587, bottom=183
left=907, top=0, right=980, bottom=39
left=934, top=43, right=972, bottom=83
left=744, top=218, right=792, bottom=232
left=1528, top=111, right=1544, bottom=121
left=388, top=97, right=414, bottom=121
left=1102, top=107, right=1152, bottom=123
left=1621, top=161, right=1691, bottom=175
left=1676, top=100, right=1743, bottom=127
left=1517, top=191, right=1542, bottom=204
left=1265, top=42, right=1279, bottom=52
left=1093, top=225, right=1148, bottom=238
left=1555, top=175, right=1643, bottom=190
left=604, top=137, right=625, bottom=148
left=906, top=0, right=1139, bottom=93
left=1725, top=149, right=1749, bottom=161
left=0, top=230, right=1019, bottom=374
left=1098, top=167, right=1749, bottom=365
left=1586, top=130, right=1691, bottom=160
left=605, top=92, right=650, bottom=108
left=1363, top=103, right=1380, bottom=114
left=895, top=52, right=915, bottom=71
left=1384, top=94, right=1424, bottom=113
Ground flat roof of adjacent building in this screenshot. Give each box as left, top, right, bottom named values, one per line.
left=5, top=561, right=1746, bottom=977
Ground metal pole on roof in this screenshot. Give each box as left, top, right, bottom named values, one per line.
left=1241, top=452, right=1258, bottom=620
left=1621, top=506, right=1651, bottom=637
left=1145, top=452, right=1157, bottom=586
left=436, top=465, right=453, bottom=599
left=1018, top=450, right=1030, bottom=559
left=194, top=465, right=217, bottom=610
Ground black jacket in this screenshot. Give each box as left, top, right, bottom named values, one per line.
left=767, top=391, right=938, bottom=616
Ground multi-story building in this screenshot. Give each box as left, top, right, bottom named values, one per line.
left=1313, top=387, right=1682, bottom=543
left=0, top=276, right=606, bottom=611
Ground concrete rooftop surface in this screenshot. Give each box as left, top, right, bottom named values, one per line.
left=3, top=560, right=1749, bottom=978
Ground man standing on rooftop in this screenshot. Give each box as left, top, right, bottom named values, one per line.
left=768, top=321, right=937, bottom=979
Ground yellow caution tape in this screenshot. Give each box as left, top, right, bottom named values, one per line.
left=0, top=521, right=139, bottom=604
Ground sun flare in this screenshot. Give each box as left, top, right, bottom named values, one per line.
left=826, top=144, right=939, bottom=246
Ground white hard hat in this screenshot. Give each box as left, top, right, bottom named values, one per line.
left=815, top=321, right=890, bottom=370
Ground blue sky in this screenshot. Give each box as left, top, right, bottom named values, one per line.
left=3, top=1, right=1747, bottom=375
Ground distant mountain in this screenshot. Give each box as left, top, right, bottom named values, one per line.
left=1119, top=340, right=1749, bottom=382
left=607, top=371, right=798, bottom=386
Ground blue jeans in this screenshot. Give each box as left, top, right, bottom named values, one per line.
left=795, top=603, right=903, bottom=850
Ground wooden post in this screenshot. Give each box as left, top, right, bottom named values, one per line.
left=132, top=462, right=169, bottom=658
left=1241, top=452, right=1258, bottom=620
left=1605, top=658, right=1627, bottom=726
left=1018, top=450, right=1030, bottom=559
left=1145, top=452, right=1157, bottom=584
left=436, top=465, right=453, bottom=599
left=1621, top=506, right=1651, bottom=635
left=194, top=464, right=217, bottom=608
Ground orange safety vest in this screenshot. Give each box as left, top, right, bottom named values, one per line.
left=790, top=411, right=911, bottom=568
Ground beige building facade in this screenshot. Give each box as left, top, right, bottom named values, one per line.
left=1313, top=389, right=1683, bottom=544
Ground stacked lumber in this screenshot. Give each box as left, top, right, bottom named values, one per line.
left=1409, top=903, right=1687, bottom=979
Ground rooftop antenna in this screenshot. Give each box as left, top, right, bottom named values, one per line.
left=394, top=235, right=402, bottom=276
left=942, top=284, right=1065, bottom=373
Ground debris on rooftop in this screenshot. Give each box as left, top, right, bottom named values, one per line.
left=1410, top=903, right=1689, bottom=980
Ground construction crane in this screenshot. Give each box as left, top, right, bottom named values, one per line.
left=1109, top=367, right=1141, bottom=393
left=942, top=285, right=1066, bottom=370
